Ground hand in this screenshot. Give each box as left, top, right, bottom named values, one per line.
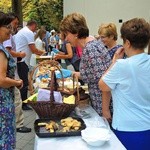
left=37, top=50, right=46, bottom=56
left=72, top=71, right=76, bottom=77
left=41, top=50, right=46, bottom=55
left=16, top=79, right=23, bottom=89
left=72, top=71, right=81, bottom=79
left=54, top=54, right=60, bottom=60
left=112, top=47, right=125, bottom=63
left=42, top=42, right=45, bottom=48
left=102, top=109, right=112, bottom=123
left=19, top=51, right=26, bottom=58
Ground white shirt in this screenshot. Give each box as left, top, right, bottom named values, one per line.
left=30, top=37, right=45, bottom=67
left=35, top=37, right=45, bottom=50
left=102, top=53, right=150, bottom=131
left=49, top=35, right=56, bottom=47
left=15, top=26, right=35, bottom=66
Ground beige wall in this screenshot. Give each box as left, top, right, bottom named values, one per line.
left=64, top=0, right=150, bottom=51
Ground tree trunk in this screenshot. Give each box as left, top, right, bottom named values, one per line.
left=12, top=0, right=23, bottom=26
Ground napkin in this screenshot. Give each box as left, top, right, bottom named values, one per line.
left=52, top=48, right=60, bottom=54
left=55, top=69, right=72, bottom=79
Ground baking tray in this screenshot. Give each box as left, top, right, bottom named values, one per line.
left=34, top=117, right=86, bottom=138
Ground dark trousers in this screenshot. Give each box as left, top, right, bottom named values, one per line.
left=17, top=62, right=29, bottom=101
left=113, top=129, right=150, bottom=150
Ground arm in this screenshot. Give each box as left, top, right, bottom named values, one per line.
left=29, top=44, right=45, bottom=55
left=54, top=43, right=73, bottom=60
left=0, top=51, right=23, bottom=88
left=98, top=70, right=112, bottom=121
left=98, top=63, right=115, bottom=122
left=5, top=47, right=26, bottom=58
left=99, top=47, right=125, bottom=121
left=99, top=64, right=115, bottom=91
left=102, top=91, right=112, bottom=122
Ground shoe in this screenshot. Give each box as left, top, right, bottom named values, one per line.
left=17, top=126, right=32, bottom=133
left=22, top=105, right=32, bottom=110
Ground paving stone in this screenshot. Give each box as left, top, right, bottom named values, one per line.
left=16, top=110, right=36, bottom=150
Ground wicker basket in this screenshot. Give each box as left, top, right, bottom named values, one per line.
left=78, top=94, right=90, bottom=108
left=28, top=60, right=80, bottom=119
left=74, top=85, right=90, bottom=108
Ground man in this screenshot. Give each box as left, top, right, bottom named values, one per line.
left=15, top=20, right=45, bottom=110
left=3, top=12, right=31, bottom=133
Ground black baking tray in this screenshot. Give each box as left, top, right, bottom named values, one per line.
left=34, top=117, right=86, bottom=138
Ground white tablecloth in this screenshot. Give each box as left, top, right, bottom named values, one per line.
left=34, top=106, right=127, bottom=150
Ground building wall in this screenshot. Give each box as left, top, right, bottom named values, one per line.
left=64, top=0, right=150, bottom=51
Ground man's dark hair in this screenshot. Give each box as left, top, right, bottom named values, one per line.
left=121, top=18, right=150, bottom=49
left=27, top=20, right=37, bottom=26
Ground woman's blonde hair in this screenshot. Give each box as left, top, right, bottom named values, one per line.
left=98, top=23, right=118, bottom=40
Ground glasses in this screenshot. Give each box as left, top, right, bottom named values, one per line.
left=100, top=35, right=107, bottom=39
left=3, top=24, right=12, bottom=30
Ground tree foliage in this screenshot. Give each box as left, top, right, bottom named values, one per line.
left=0, top=0, right=63, bottom=31
left=23, top=0, right=63, bottom=31
left=0, top=0, right=11, bottom=12
left=31, top=0, right=63, bottom=31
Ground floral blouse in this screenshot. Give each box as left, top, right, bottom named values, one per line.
left=80, top=40, right=111, bottom=115
left=108, top=44, right=122, bottom=59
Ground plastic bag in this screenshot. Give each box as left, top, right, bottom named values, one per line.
left=37, top=88, right=63, bottom=103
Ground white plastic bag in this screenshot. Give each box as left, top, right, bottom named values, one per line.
left=37, top=88, right=63, bottom=103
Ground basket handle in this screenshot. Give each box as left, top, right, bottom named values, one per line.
left=29, top=59, right=80, bottom=105
left=73, top=74, right=80, bottom=105
left=49, top=64, right=65, bottom=91
left=49, top=69, right=55, bottom=103
left=29, top=60, right=64, bottom=94
left=50, top=69, right=80, bottom=104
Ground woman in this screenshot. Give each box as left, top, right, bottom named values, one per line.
left=30, top=28, right=46, bottom=67
left=60, top=12, right=111, bottom=115
left=34, top=29, right=46, bottom=51
left=54, top=32, right=80, bottom=71
left=0, top=12, right=23, bottom=149
left=98, top=23, right=123, bottom=121
left=98, top=23, right=122, bottom=59
left=99, top=18, right=150, bottom=150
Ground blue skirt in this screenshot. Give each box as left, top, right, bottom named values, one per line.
left=113, top=129, right=150, bottom=150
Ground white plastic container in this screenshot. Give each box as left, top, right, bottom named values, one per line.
left=81, top=127, right=111, bottom=146
left=81, top=118, right=111, bottom=147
